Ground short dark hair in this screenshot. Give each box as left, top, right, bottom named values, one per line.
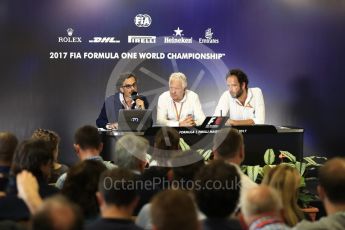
left=213, top=128, right=243, bottom=159
left=151, top=190, right=199, bottom=230
left=171, top=150, right=205, bottom=183
left=12, top=139, right=53, bottom=180
left=62, top=160, right=107, bottom=219
left=152, top=127, right=180, bottom=166
left=74, top=125, right=101, bottom=150
left=154, top=127, right=180, bottom=151
left=98, top=168, right=138, bottom=206
left=319, top=157, right=345, bottom=203
left=31, top=195, right=83, bottom=230
left=227, top=69, right=249, bottom=89
left=0, top=132, right=18, bottom=163
left=194, top=160, right=241, bottom=218
left=116, top=73, right=137, bottom=91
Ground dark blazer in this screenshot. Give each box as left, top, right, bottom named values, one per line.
left=96, top=92, right=149, bottom=128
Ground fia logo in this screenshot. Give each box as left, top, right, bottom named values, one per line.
left=134, top=14, right=152, bottom=27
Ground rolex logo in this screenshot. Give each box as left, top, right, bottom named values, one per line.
left=67, top=28, right=74, bottom=36
left=58, top=28, right=82, bottom=43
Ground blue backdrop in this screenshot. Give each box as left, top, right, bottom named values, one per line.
left=1, top=0, right=345, bottom=164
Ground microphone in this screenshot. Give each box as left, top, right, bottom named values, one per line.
left=131, top=91, right=140, bottom=100
left=131, top=91, right=143, bottom=109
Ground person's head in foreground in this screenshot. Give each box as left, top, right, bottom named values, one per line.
left=97, top=168, right=139, bottom=217
left=12, top=139, right=54, bottom=182
left=241, top=185, right=286, bottom=229
left=0, top=132, right=18, bottom=166
left=262, top=164, right=304, bottom=226
left=31, top=195, right=83, bottom=230
left=152, top=127, right=180, bottom=166
left=113, top=134, right=148, bottom=173
left=194, top=160, right=241, bottom=219
left=318, top=157, right=345, bottom=214
left=151, top=189, right=200, bottom=230
left=292, top=157, right=345, bottom=230
left=213, top=128, right=245, bottom=165
left=62, top=160, right=107, bottom=220
left=31, top=128, right=60, bottom=164
left=73, top=125, right=103, bottom=160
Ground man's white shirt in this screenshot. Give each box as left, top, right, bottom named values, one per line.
left=157, top=90, right=206, bottom=127
left=214, top=87, right=265, bottom=124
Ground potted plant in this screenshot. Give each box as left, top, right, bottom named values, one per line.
left=241, top=149, right=327, bottom=220
left=179, top=138, right=326, bottom=221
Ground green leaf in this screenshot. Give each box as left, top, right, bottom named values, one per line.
left=196, top=149, right=203, bottom=154
left=303, top=156, right=326, bottom=167
left=179, top=138, right=190, bottom=151
left=202, top=150, right=212, bottom=161
left=299, top=192, right=314, bottom=207
left=247, top=165, right=261, bottom=182
left=295, top=161, right=307, bottom=176
left=262, top=165, right=273, bottom=177
left=280, top=162, right=296, bottom=168
left=264, top=149, right=275, bottom=165
left=196, top=149, right=212, bottom=161
left=300, top=176, right=306, bottom=187
left=304, top=156, right=317, bottom=166
left=279, top=151, right=296, bottom=163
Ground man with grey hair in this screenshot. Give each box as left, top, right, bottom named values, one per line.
left=113, top=134, right=148, bottom=174
left=241, top=185, right=288, bottom=230
left=157, top=72, right=205, bottom=127
left=113, top=134, right=150, bottom=215
left=96, top=73, right=149, bottom=129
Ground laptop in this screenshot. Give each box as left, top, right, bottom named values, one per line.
left=199, top=116, right=227, bottom=129
left=118, top=109, right=153, bottom=132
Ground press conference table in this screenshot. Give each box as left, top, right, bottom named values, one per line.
left=99, top=125, right=304, bottom=166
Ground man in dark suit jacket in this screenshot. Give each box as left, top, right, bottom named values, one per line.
left=96, top=73, right=149, bottom=129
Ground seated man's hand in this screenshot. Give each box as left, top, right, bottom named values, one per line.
left=225, top=119, right=234, bottom=126
left=106, top=122, right=118, bottom=130
left=179, top=116, right=196, bottom=127
left=226, top=118, right=255, bottom=126
left=135, top=99, right=145, bottom=109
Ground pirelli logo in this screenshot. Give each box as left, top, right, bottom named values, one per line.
left=128, top=36, right=156, bottom=44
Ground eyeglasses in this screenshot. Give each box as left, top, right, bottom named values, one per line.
left=122, top=82, right=137, bottom=89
